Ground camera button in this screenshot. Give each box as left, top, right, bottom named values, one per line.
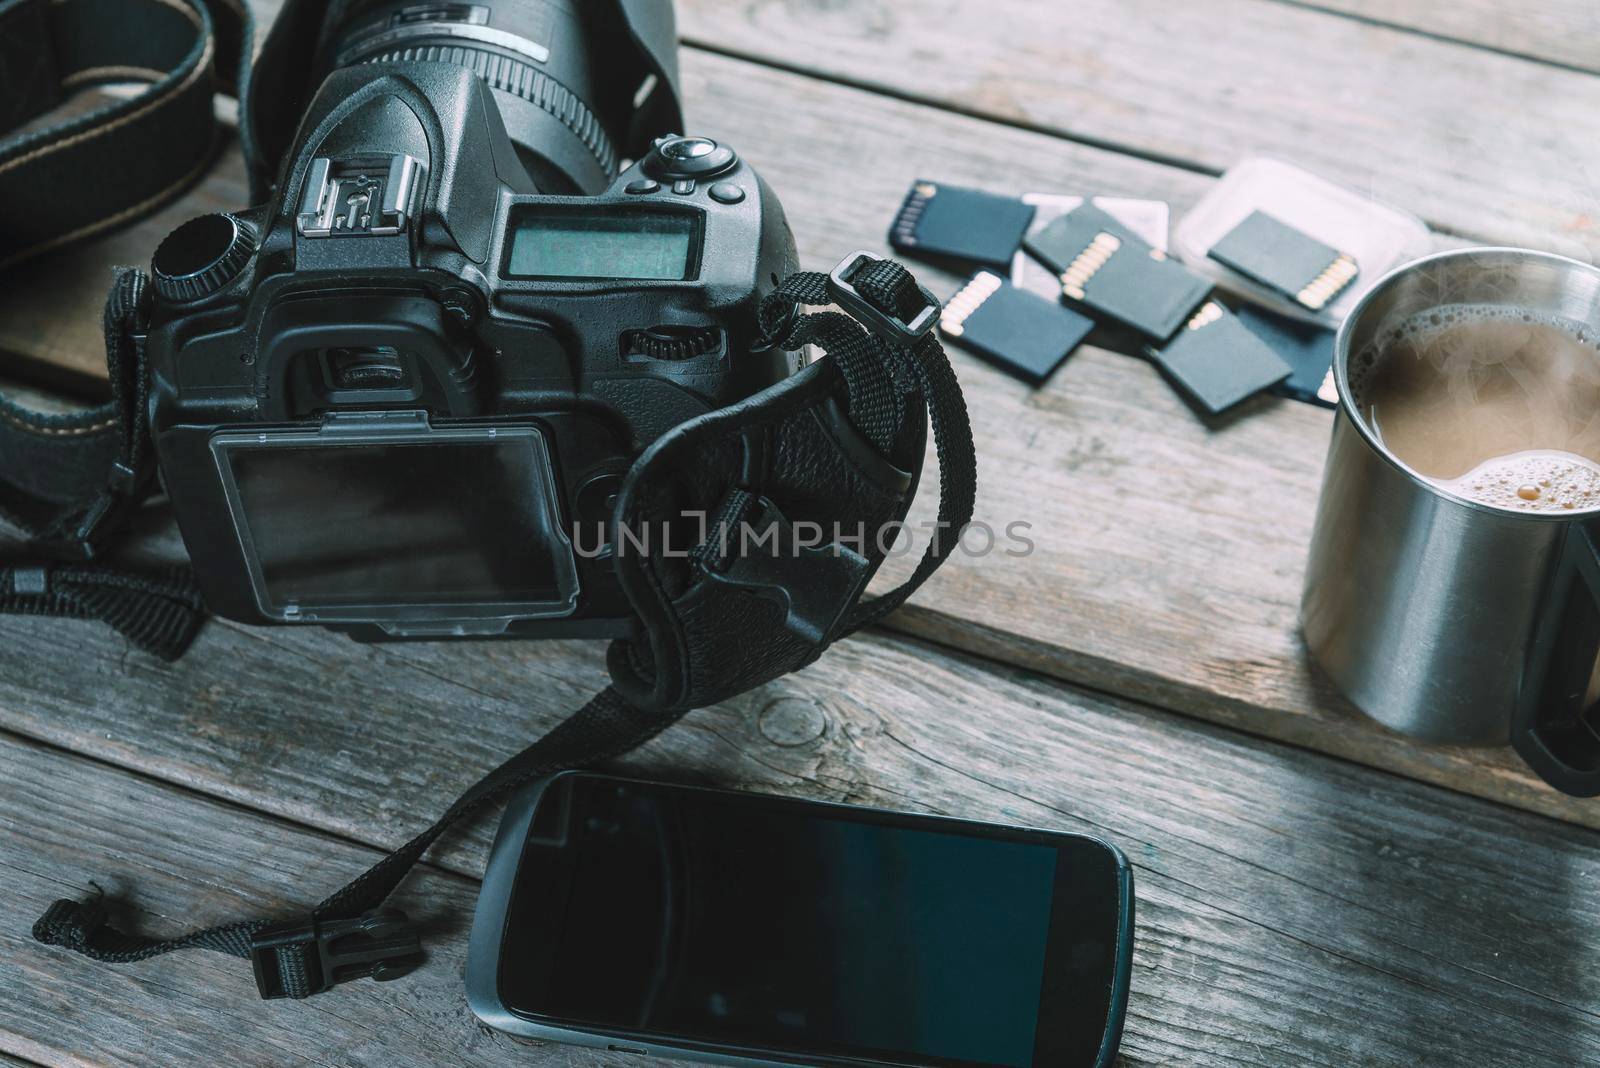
left=625, top=179, right=660, bottom=195
left=709, top=183, right=745, bottom=205
left=152, top=213, right=257, bottom=303
left=645, top=136, right=738, bottom=180
left=661, top=136, right=717, bottom=161
left=671, top=179, right=696, bottom=195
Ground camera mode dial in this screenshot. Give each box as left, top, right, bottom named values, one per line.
left=643, top=135, right=738, bottom=181
left=152, top=213, right=257, bottom=303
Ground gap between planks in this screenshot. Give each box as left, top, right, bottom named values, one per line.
left=1273, top=0, right=1600, bottom=75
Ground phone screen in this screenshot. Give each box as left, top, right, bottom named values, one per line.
left=494, top=774, right=1131, bottom=1068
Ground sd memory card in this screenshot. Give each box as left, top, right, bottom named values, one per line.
left=940, top=271, right=1094, bottom=385
left=1235, top=305, right=1339, bottom=407
left=1148, top=301, right=1293, bottom=415
left=1024, top=205, right=1211, bottom=340
left=888, top=180, right=1035, bottom=269
left=1208, top=210, right=1358, bottom=311
left=1010, top=193, right=1170, bottom=300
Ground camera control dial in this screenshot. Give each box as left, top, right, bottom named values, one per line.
left=152, top=213, right=258, bottom=303
left=623, top=325, right=722, bottom=361
left=643, top=135, right=738, bottom=182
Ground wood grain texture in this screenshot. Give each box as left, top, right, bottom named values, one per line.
left=677, top=0, right=1600, bottom=256
left=2, top=618, right=1598, bottom=1066
left=0, top=731, right=655, bottom=1068
left=5, top=3, right=1599, bottom=1064
left=1293, top=0, right=1600, bottom=73
left=0, top=48, right=1585, bottom=823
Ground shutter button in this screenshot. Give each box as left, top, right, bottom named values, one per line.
left=645, top=136, right=738, bottom=180
left=709, top=183, right=745, bottom=204
left=660, top=137, right=717, bottom=161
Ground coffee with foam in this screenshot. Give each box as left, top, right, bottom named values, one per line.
left=1354, top=305, right=1600, bottom=513
left=1435, top=449, right=1600, bottom=512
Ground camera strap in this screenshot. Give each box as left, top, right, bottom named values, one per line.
left=0, top=0, right=256, bottom=271
left=31, top=254, right=979, bottom=1000
left=0, top=268, right=207, bottom=657
left=0, top=0, right=255, bottom=655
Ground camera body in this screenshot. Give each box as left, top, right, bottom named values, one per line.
left=148, top=57, right=800, bottom=640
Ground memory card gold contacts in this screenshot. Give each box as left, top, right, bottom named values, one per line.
left=940, top=271, right=1094, bottom=386
left=1023, top=205, right=1211, bottom=340
left=888, top=180, right=1036, bottom=270
left=1010, top=194, right=1170, bottom=300
left=1207, top=210, right=1359, bottom=311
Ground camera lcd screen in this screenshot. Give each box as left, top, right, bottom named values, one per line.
left=217, top=430, right=577, bottom=619
left=505, top=207, right=699, bottom=280
left=496, top=774, right=1129, bottom=1067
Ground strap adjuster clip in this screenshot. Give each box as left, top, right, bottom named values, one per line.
left=11, top=565, right=49, bottom=596
left=696, top=493, right=872, bottom=649
left=249, top=907, right=423, bottom=999
left=828, top=251, right=939, bottom=344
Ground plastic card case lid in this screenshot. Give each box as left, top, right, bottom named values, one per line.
left=1174, top=157, right=1431, bottom=328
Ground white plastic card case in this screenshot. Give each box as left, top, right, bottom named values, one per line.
left=1174, top=157, right=1432, bottom=327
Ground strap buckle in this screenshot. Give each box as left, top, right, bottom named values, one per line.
left=828, top=251, right=939, bottom=345
left=249, top=907, right=423, bottom=999
left=697, top=493, right=872, bottom=648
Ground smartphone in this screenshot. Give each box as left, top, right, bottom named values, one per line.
left=467, top=772, right=1134, bottom=1068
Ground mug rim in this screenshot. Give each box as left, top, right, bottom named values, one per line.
left=1333, top=245, right=1600, bottom=523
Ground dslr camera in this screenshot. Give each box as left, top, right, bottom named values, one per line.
left=146, top=0, right=801, bottom=640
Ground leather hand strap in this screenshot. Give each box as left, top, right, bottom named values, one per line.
left=609, top=256, right=975, bottom=711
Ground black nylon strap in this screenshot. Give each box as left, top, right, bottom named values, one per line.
left=0, top=267, right=207, bottom=657
left=0, top=0, right=248, bottom=651
left=0, top=0, right=253, bottom=270
left=0, top=269, right=147, bottom=543
left=757, top=260, right=978, bottom=636
left=33, top=684, right=687, bottom=998
left=0, top=562, right=204, bottom=660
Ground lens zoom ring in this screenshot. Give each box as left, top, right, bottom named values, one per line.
left=360, top=45, right=619, bottom=177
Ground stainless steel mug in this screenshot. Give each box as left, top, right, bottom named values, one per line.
left=1302, top=247, right=1600, bottom=796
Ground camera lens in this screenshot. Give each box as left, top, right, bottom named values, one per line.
left=326, top=0, right=640, bottom=194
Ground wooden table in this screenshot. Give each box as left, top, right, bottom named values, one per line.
left=4, top=2, right=1600, bottom=1064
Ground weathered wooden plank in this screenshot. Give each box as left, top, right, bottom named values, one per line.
left=0, top=733, right=635, bottom=1068
left=1295, top=0, right=1600, bottom=74
left=0, top=49, right=1581, bottom=822
left=676, top=0, right=1600, bottom=255
left=879, top=348, right=1600, bottom=823
left=2, top=618, right=1598, bottom=1065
